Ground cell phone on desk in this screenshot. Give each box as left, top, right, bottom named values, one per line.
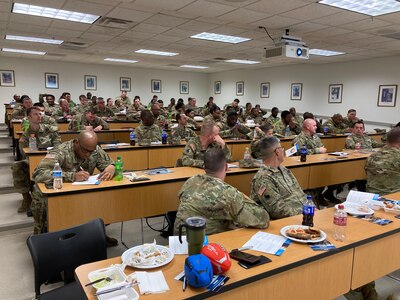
left=229, top=249, right=261, bottom=264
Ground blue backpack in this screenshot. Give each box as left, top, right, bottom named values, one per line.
left=184, top=254, right=213, bottom=288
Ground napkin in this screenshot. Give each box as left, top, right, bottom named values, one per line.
left=136, top=271, right=169, bottom=294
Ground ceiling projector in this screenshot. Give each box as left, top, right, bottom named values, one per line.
left=263, top=33, right=309, bottom=60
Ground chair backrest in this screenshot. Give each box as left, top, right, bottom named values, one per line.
left=27, top=218, right=107, bottom=296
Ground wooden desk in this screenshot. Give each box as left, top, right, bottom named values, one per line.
left=75, top=207, right=400, bottom=299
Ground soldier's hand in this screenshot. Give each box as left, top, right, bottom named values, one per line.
left=94, top=125, right=103, bottom=131
left=318, top=146, right=328, bottom=154
left=74, top=171, right=90, bottom=182
left=213, top=135, right=225, bottom=147
left=98, top=165, right=115, bottom=181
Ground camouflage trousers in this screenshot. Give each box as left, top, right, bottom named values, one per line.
left=31, top=184, right=47, bottom=234
left=11, top=160, right=31, bottom=193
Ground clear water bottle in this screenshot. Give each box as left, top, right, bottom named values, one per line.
left=355, top=142, right=361, bottom=154
left=162, top=130, right=168, bottom=144
left=244, top=147, right=251, bottom=160
left=302, top=195, right=315, bottom=227
left=53, top=162, right=63, bottom=191
left=114, top=156, right=123, bottom=181
left=22, top=119, right=30, bottom=132
left=333, top=204, right=347, bottom=242
left=129, top=130, right=136, bottom=146
left=300, top=144, right=307, bottom=162
left=29, top=134, right=37, bottom=151
left=284, top=125, right=290, bottom=137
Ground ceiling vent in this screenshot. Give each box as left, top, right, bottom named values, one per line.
left=59, top=41, right=89, bottom=50
left=96, top=17, right=134, bottom=29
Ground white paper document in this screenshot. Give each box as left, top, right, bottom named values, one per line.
left=346, top=190, right=380, bottom=205
left=72, top=174, right=100, bottom=185
left=168, top=236, right=188, bottom=255
left=285, top=145, right=298, bottom=157
left=242, top=231, right=288, bottom=255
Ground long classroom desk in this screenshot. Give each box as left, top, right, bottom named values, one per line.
left=38, top=151, right=371, bottom=232
left=75, top=201, right=400, bottom=300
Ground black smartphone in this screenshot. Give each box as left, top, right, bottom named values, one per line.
left=229, top=249, right=261, bottom=264
left=238, top=255, right=272, bottom=269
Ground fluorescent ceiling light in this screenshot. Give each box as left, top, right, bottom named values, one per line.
left=5, top=34, right=63, bottom=44
left=104, top=58, right=138, bottom=63
left=180, top=65, right=209, bottom=69
left=135, top=49, right=178, bottom=56
left=12, top=3, right=100, bottom=24
left=2, top=48, right=46, bottom=55
left=318, top=0, right=400, bottom=16
left=309, top=49, right=345, bottom=56
left=191, top=32, right=251, bottom=44
left=225, top=59, right=260, bottom=64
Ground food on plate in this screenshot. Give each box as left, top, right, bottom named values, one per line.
left=384, top=201, right=400, bottom=210
left=127, top=244, right=170, bottom=267
left=285, top=226, right=321, bottom=240
left=357, top=206, right=371, bottom=213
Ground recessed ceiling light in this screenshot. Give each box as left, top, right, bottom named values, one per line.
left=5, top=35, right=63, bottom=44
left=309, top=49, right=345, bottom=56
left=191, top=32, right=251, bottom=44
left=12, top=3, right=100, bottom=24
left=318, top=0, right=400, bottom=16
left=180, top=65, right=209, bottom=69
left=2, top=48, right=46, bottom=55
left=135, top=49, right=178, bottom=56
left=104, top=58, right=138, bottom=63
left=225, top=59, right=260, bottom=64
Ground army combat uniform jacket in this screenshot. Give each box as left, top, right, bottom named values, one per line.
left=292, top=132, right=324, bottom=154
left=345, top=134, right=384, bottom=149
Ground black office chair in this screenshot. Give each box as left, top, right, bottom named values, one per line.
left=27, top=218, right=107, bottom=300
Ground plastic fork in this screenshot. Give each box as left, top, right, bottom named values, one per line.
left=85, top=276, right=112, bottom=287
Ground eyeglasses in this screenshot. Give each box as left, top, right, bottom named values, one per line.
left=79, top=142, right=95, bottom=154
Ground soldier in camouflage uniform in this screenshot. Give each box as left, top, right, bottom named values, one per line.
left=322, top=113, right=351, bottom=134
left=43, top=94, right=59, bottom=116
left=136, top=110, right=162, bottom=144
left=342, top=109, right=360, bottom=128
left=68, top=110, right=110, bottom=131
left=223, top=99, right=241, bottom=115
left=126, top=97, right=146, bottom=121
left=174, top=148, right=269, bottom=235
left=241, top=103, right=253, bottom=122
left=251, top=136, right=305, bottom=219
left=151, top=103, right=170, bottom=129
left=245, top=108, right=264, bottom=124
left=185, top=97, right=201, bottom=116
left=12, top=107, right=61, bottom=216
left=115, top=90, right=131, bottom=106
left=219, top=111, right=252, bottom=139
left=345, top=121, right=384, bottom=149
left=266, top=107, right=280, bottom=126
left=31, top=131, right=115, bottom=234
left=52, top=99, right=74, bottom=120
left=92, top=97, right=115, bottom=119
left=303, top=112, right=324, bottom=134
left=171, top=114, right=197, bottom=142
left=289, top=107, right=304, bottom=126
left=365, top=127, right=400, bottom=195
left=181, top=121, right=231, bottom=168
left=251, top=124, right=274, bottom=159
left=203, top=104, right=223, bottom=125
left=292, top=119, right=327, bottom=154
left=273, top=110, right=301, bottom=136
left=11, top=95, right=32, bottom=119
left=185, top=109, right=201, bottom=130
left=71, top=94, right=90, bottom=115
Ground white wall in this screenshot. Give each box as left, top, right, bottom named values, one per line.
left=209, top=56, right=400, bottom=125
left=0, top=57, right=209, bottom=120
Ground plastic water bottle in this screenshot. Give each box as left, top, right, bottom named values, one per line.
left=29, top=134, right=37, bottom=151
left=323, top=126, right=329, bottom=135
left=162, top=130, right=168, bottom=144
left=244, top=147, right=251, bottom=160
left=129, top=130, right=136, bottom=146
left=300, top=144, right=307, bottom=162
left=53, top=162, right=63, bottom=191
left=284, top=125, right=290, bottom=137
left=22, top=119, right=30, bottom=131
left=302, top=195, right=315, bottom=226
left=114, top=156, right=123, bottom=181
left=333, top=204, right=347, bottom=242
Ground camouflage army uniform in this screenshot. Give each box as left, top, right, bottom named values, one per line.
left=174, top=174, right=269, bottom=235
left=203, top=114, right=222, bottom=125
left=181, top=136, right=231, bottom=168
left=43, top=103, right=59, bottom=116
left=187, top=117, right=199, bottom=130
left=219, top=121, right=252, bottom=139
left=11, top=106, right=27, bottom=119
left=92, top=106, right=115, bottom=118
left=155, top=115, right=171, bottom=129
left=68, top=115, right=110, bottom=131
left=71, top=104, right=90, bottom=115
left=185, top=105, right=201, bottom=116
left=115, top=96, right=131, bottom=106
left=251, top=165, right=305, bottom=219
left=136, top=123, right=162, bottom=143
left=345, top=134, right=383, bottom=149
left=365, top=145, right=400, bottom=195
left=343, top=117, right=359, bottom=128
left=246, top=114, right=264, bottom=124
left=266, top=115, right=280, bottom=127
left=31, top=140, right=114, bottom=234
left=51, top=107, right=74, bottom=118
left=273, top=120, right=301, bottom=136
left=322, top=118, right=348, bottom=134
left=292, top=132, right=325, bottom=154
left=293, top=115, right=304, bottom=125
left=171, top=125, right=197, bottom=141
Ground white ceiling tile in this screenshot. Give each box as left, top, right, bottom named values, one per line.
left=340, top=19, right=392, bottom=31
left=106, top=7, right=154, bottom=23
left=375, top=12, right=400, bottom=24
left=135, top=39, right=170, bottom=49
left=46, top=27, right=82, bottom=38
left=120, top=30, right=157, bottom=40
left=9, top=13, right=53, bottom=27
left=370, top=24, right=400, bottom=35
left=7, top=22, right=48, bottom=34
left=143, top=14, right=188, bottom=27
left=245, top=0, right=309, bottom=14
left=0, top=12, right=8, bottom=21
left=164, top=43, right=193, bottom=50
left=88, top=25, right=126, bottom=35
left=328, top=32, right=374, bottom=44
left=178, top=1, right=236, bottom=18
left=312, top=12, right=368, bottom=27
left=208, top=0, right=259, bottom=8
left=63, top=0, right=114, bottom=15
left=132, top=23, right=171, bottom=34
left=133, top=0, right=195, bottom=11
left=195, top=16, right=230, bottom=26
left=304, top=27, right=352, bottom=39
left=177, top=20, right=220, bottom=31
left=251, top=15, right=303, bottom=29
left=218, top=8, right=270, bottom=23
left=149, top=34, right=185, bottom=43
left=0, top=2, right=11, bottom=13
left=107, top=48, right=137, bottom=55
left=210, top=25, right=247, bottom=35
left=162, top=28, right=198, bottom=38
left=50, top=20, right=91, bottom=31
left=80, top=32, right=114, bottom=42
left=280, top=2, right=341, bottom=21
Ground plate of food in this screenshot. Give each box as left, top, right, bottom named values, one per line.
left=121, top=242, right=174, bottom=269
left=383, top=200, right=400, bottom=214
left=280, top=225, right=327, bottom=243
left=335, top=203, right=374, bottom=216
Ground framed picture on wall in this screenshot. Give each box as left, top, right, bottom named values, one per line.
left=214, top=81, right=221, bottom=94
left=120, top=77, right=131, bottom=92
left=236, top=81, right=244, bottom=96
left=291, top=83, right=302, bottom=100
left=328, top=84, right=343, bottom=103
left=151, top=79, right=161, bottom=93
left=84, top=75, right=97, bottom=90
left=180, top=81, right=189, bottom=94
left=377, top=84, right=397, bottom=107
left=260, top=82, right=270, bottom=98
left=0, top=70, right=15, bottom=87
left=45, top=73, right=59, bottom=89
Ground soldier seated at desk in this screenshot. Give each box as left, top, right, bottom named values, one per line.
left=174, top=148, right=269, bottom=235
left=68, top=109, right=110, bottom=131
left=322, top=113, right=351, bottom=134
left=345, top=121, right=384, bottom=149
left=11, top=95, right=32, bottom=119
left=251, top=124, right=274, bottom=159
left=136, top=109, right=162, bottom=144
left=92, top=97, right=115, bottom=120
left=219, top=110, right=252, bottom=139
left=171, top=113, right=197, bottom=142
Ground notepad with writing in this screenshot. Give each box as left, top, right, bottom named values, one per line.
left=72, top=175, right=100, bottom=185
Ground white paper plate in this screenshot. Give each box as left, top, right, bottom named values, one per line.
left=122, top=245, right=174, bottom=269
left=280, top=225, right=327, bottom=244
left=335, top=203, right=374, bottom=216
left=98, top=286, right=139, bottom=300
left=194, top=116, right=203, bottom=121
left=88, top=266, right=126, bottom=290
